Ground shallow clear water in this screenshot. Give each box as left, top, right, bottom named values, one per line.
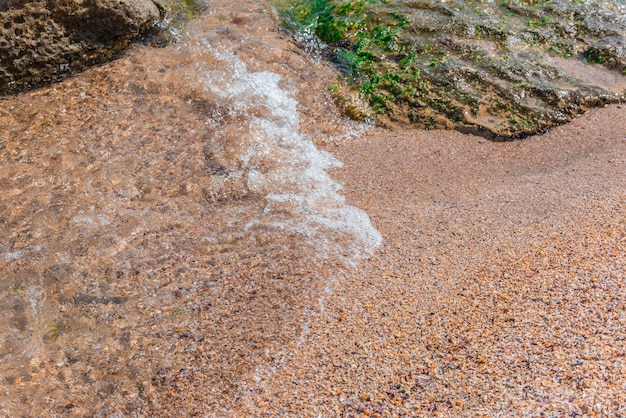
left=0, top=2, right=380, bottom=415
left=198, top=41, right=381, bottom=263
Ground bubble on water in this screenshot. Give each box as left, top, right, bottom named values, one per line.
left=2, top=251, right=22, bottom=262
left=200, top=41, right=382, bottom=264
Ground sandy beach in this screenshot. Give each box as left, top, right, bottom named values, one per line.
left=239, top=104, right=626, bottom=416
left=0, top=1, right=624, bottom=416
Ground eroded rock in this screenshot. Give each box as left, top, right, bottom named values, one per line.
left=281, top=0, right=626, bottom=139
left=0, top=0, right=162, bottom=93
left=382, top=0, right=626, bottom=138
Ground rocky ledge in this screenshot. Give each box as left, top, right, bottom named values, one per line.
left=281, top=0, right=626, bottom=139
left=0, top=0, right=164, bottom=94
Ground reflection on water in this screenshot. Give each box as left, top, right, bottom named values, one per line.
left=0, top=2, right=379, bottom=415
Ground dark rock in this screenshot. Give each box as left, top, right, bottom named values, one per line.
left=0, top=0, right=162, bottom=93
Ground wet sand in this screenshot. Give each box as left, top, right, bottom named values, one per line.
left=240, top=105, right=626, bottom=416
left=0, top=1, right=624, bottom=416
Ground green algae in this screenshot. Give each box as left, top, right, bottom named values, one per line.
left=274, top=0, right=626, bottom=139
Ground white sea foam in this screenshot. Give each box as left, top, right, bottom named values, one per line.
left=2, top=251, right=22, bottom=262
left=201, top=41, right=382, bottom=264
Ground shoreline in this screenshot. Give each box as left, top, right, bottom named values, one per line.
left=239, top=103, right=626, bottom=416
left=0, top=0, right=624, bottom=413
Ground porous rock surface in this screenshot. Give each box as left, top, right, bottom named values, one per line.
left=0, top=0, right=162, bottom=93
left=324, top=0, right=626, bottom=138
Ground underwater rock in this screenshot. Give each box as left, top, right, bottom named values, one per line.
left=0, top=0, right=162, bottom=93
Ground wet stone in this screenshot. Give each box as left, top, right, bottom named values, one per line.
left=305, top=0, right=626, bottom=138
left=0, top=0, right=162, bottom=94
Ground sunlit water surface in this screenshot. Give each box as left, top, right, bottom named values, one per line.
left=0, top=2, right=380, bottom=415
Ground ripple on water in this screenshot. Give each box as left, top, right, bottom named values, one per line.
left=0, top=5, right=381, bottom=415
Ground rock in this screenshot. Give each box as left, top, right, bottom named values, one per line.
left=283, top=0, right=626, bottom=139
left=329, top=83, right=374, bottom=123
left=0, top=0, right=162, bottom=93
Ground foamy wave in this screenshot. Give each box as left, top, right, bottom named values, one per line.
left=201, top=41, right=381, bottom=264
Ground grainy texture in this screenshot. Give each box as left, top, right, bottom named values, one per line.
left=0, top=1, right=624, bottom=416
left=241, top=105, right=626, bottom=417
left=0, top=0, right=160, bottom=93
